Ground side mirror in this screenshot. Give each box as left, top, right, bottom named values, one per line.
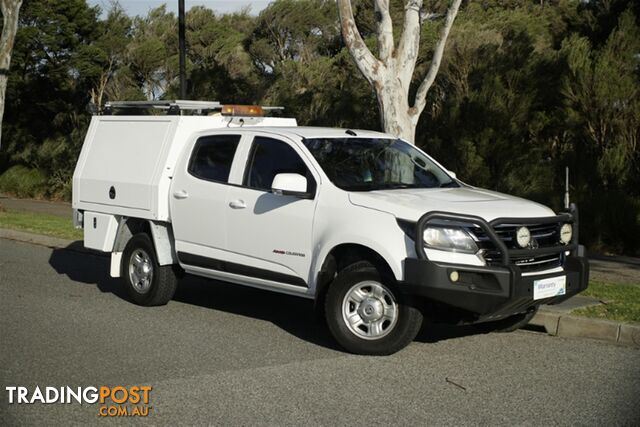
left=447, top=170, right=457, bottom=180
left=271, top=173, right=311, bottom=198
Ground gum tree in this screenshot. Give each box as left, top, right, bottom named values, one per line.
left=0, top=0, right=22, bottom=145
left=337, top=0, right=462, bottom=143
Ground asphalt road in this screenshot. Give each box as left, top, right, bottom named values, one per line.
left=1, top=239, right=639, bottom=425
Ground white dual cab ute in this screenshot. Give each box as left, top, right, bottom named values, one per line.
left=73, top=100, right=589, bottom=355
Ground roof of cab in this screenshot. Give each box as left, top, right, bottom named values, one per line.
left=234, top=126, right=394, bottom=140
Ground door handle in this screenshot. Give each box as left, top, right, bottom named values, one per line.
left=229, top=199, right=246, bottom=209
left=173, top=190, right=189, bottom=199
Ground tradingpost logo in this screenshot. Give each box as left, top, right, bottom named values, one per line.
left=5, top=385, right=153, bottom=417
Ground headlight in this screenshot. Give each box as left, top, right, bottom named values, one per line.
left=559, top=223, right=573, bottom=244
left=423, top=227, right=478, bottom=254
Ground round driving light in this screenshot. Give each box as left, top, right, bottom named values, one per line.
left=450, top=271, right=459, bottom=282
left=516, top=226, right=531, bottom=248
left=560, top=223, right=573, bottom=244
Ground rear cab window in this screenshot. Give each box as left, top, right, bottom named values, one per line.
left=188, top=135, right=241, bottom=183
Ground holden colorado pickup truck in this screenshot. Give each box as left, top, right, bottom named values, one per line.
left=72, top=100, right=589, bottom=355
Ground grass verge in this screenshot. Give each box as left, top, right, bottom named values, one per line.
left=573, top=281, right=640, bottom=324
left=0, top=209, right=82, bottom=240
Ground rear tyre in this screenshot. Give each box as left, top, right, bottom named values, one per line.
left=324, top=261, right=423, bottom=355
left=122, top=233, right=178, bottom=306
left=493, top=306, right=539, bottom=333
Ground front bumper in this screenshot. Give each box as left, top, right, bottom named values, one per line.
left=402, top=251, right=589, bottom=321
left=399, top=208, right=589, bottom=321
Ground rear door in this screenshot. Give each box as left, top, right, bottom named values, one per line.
left=224, top=133, right=319, bottom=288
left=170, top=133, right=244, bottom=261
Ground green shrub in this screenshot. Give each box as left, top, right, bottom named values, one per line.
left=54, top=178, right=73, bottom=202
left=0, top=165, right=48, bottom=198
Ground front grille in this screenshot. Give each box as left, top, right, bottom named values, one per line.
left=483, top=252, right=562, bottom=272
left=470, top=222, right=565, bottom=272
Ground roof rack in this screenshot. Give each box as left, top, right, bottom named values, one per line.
left=103, top=100, right=222, bottom=115
left=102, top=100, right=285, bottom=116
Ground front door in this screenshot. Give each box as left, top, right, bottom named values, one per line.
left=225, top=134, right=319, bottom=287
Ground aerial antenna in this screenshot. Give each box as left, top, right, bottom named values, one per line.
left=564, top=166, right=570, bottom=210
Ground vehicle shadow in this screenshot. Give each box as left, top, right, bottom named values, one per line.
left=415, top=321, right=497, bottom=343
left=48, top=242, right=129, bottom=299
left=49, top=243, right=500, bottom=351
left=48, top=243, right=339, bottom=351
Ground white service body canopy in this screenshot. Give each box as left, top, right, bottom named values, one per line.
left=72, top=115, right=297, bottom=221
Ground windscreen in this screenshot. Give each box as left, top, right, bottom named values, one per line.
left=302, top=137, right=458, bottom=191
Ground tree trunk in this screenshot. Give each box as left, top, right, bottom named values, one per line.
left=375, top=76, right=416, bottom=142
left=375, top=76, right=415, bottom=182
left=0, top=0, right=23, bottom=147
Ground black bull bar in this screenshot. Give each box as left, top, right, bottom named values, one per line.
left=401, top=207, right=589, bottom=320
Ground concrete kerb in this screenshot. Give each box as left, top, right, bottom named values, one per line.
left=532, top=310, right=640, bottom=348
left=2, top=227, right=639, bottom=348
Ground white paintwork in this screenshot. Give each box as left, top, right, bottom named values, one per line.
left=74, top=120, right=569, bottom=299
left=222, top=131, right=320, bottom=283
left=348, top=187, right=555, bottom=223
left=169, top=131, right=234, bottom=257
left=73, top=115, right=297, bottom=221
left=272, top=173, right=307, bottom=194
left=83, top=212, right=119, bottom=251
left=309, top=187, right=408, bottom=283
left=110, top=252, right=123, bottom=278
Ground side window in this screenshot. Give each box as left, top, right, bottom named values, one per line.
left=244, top=136, right=315, bottom=193
left=188, top=135, right=241, bottom=183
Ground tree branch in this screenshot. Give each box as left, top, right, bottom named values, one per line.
left=396, top=0, right=422, bottom=89
left=337, top=0, right=381, bottom=84
left=374, top=0, right=394, bottom=65
left=412, top=0, right=461, bottom=116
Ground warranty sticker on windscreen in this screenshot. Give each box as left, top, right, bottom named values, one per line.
left=533, top=275, right=566, bottom=300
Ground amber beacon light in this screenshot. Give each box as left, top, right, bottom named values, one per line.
left=221, top=105, right=264, bottom=117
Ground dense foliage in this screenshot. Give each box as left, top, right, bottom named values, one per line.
left=0, top=0, right=638, bottom=254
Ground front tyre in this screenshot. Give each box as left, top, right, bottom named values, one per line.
left=122, top=233, right=178, bottom=306
left=325, top=261, right=423, bottom=355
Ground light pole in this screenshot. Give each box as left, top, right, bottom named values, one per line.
left=178, top=0, right=186, bottom=99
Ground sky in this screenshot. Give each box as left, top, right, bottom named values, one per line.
left=86, top=0, right=274, bottom=17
